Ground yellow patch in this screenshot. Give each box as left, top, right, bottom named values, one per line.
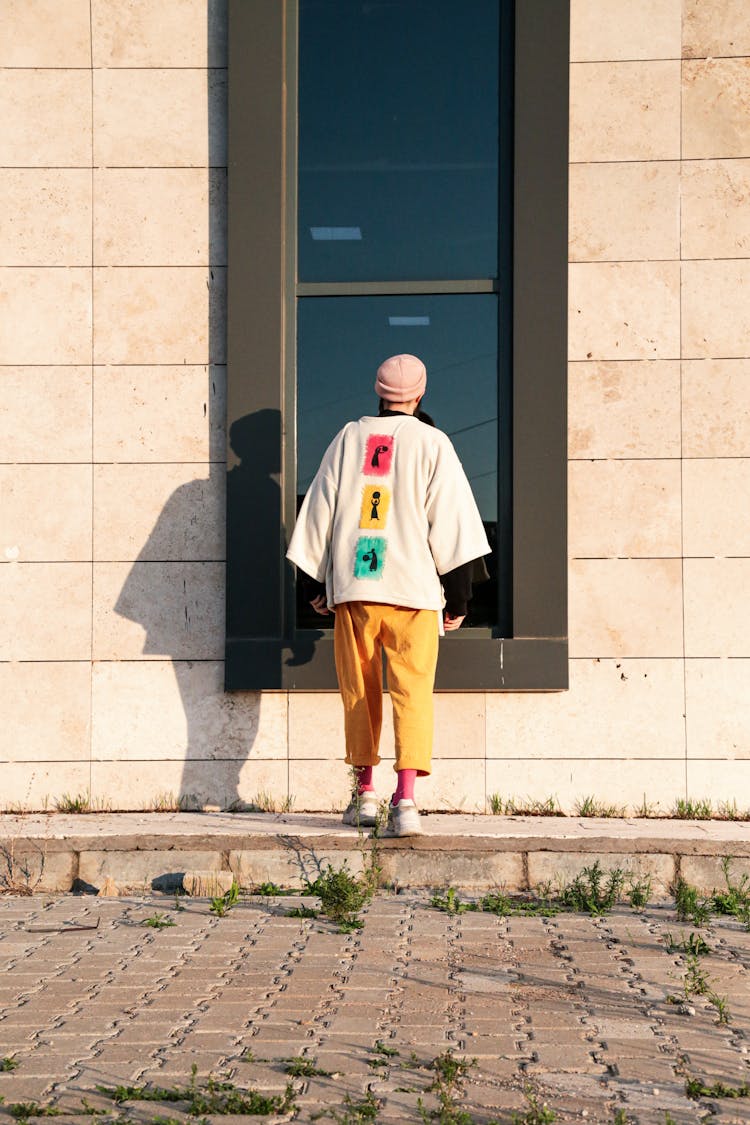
left=359, top=484, right=390, bottom=529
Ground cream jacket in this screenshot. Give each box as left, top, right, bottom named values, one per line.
left=287, top=414, right=491, bottom=617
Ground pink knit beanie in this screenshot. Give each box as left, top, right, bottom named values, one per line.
left=374, top=354, right=427, bottom=402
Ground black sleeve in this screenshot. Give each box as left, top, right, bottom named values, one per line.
left=440, top=560, right=475, bottom=617
left=299, top=570, right=327, bottom=602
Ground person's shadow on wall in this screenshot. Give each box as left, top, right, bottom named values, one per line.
left=113, top=411, right=280, bottom=811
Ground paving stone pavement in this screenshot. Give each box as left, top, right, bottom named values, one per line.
left=1, top=895, right=750, bottom=1124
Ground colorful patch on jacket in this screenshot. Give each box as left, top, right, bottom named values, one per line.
left=363, top=433, right=394, bottom=477
left=353, top=536, right=387, bottom=580
left=359, top=484, right=390, bottom=530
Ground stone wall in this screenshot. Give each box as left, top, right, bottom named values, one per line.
left=2, top=1, right=749, bottom=814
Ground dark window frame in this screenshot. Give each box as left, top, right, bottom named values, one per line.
left=225, top=0, right=569, bottom=691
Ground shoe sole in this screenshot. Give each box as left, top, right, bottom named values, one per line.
left=342, top=811, right=378, bottom=827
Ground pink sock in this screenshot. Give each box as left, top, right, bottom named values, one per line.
left=354, top=765, right=374, bottom=794
left=392, top=768, right=417, bottom=806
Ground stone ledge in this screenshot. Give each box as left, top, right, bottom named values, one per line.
left=1, top=811, right=748, bottom=894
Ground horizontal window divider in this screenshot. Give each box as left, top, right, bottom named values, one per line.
left=296, top=279, right=498, bottom=296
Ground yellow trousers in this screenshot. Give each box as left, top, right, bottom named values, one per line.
left=333, top=601, right=439, bottom=775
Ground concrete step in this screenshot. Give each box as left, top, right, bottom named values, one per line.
left=1, top=810, right=749, bottom=897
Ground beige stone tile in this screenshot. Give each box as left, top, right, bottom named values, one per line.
left=570, top=0, right=681, bottom=62
left=0, top=762, right=91, bottom=812
left=569, top=459, right=681, bottom=558
left=91, top=661, right=285, bottom=762
left=288, top=690, right=484, bottom=764
left=568, top=361, right=681, bottom=459
left=93, top=69, right=227, bottom=167
left=0, top=0, right=91, bottom=66
left=93, top=464, right=224, bottom=562
left=484, top=758, right=685, bottom=817
left=1, top=465, right=92, bottom=561
left=569, top=161, right=679, bottom=262
left=685, top=659, right=750, bottom=760
left=682, top=359, right=750, bottom=456
left=570, top=61, right=680, bottom=162
left=0, top=170, right=91, bottom=266
left=683, top=459, right=750, bottom=556
left=91, top=758, right=288, bottom=812
left=0, top=367, right=92, bottom=462
left=569, top=262, right=680, bottom=361
left=418, top=759, right=486, bottom=813
left=92, top=0, right=227, bottom=67
left=93, top=560, right=223, bottom=659
left=93, top=365, right=224, bottom=463
left=486, top=659, right=685, bottom=762
left=683, top=59, right=750, bottom=159
left=0, top=268, right=91, bottom=365
left=94, top=168, right=225, bottom=266
left=0, top=69, right=91, bottom=166
left=93, top=267, right=224, bottom=365
left=569, top=559, right=683, bottom=658
left=1, top=663, right=90, bottom=764
left=684, top=559, right=750, bottom=657
left=288, top=760, right=356, bottom=812
left=289, top=693, right=344, bottom=760
left=682, top=159, right=750, bottom=260
left=0, top=563, right=91, bottom=660
left=682, top=260, right=750, bottom=359
left=683, top=1, right=750, bottom=60
left=432, top=694, right=485, bottom=759
left=686, top=760, right=750, bottom=805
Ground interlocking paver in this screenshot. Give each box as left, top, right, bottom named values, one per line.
left=4, top=898, right=750, bottom=1123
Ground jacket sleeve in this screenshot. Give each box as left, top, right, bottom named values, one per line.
left=425, top=437, right=491, bottom=576
left=286, top=468, right=338, bottom=584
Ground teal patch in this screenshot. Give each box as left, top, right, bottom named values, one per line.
left=354, top=536, right=387, bottom=580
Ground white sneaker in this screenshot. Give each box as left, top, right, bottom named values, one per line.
left=342, top=792, right=379, bottom=827
left=382, top=799, right=422, bottom=838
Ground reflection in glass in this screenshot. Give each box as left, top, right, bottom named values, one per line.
left=296, top=295, right=499, bottom=626
left=298, top=0, right=500, bottom=282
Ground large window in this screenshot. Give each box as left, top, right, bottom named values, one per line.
left=225, top=0, right=569, bottom=690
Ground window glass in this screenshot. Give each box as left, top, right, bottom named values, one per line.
left=298, top=0, right=500, bottom=282
left=296, top=294, right=499, bottom=627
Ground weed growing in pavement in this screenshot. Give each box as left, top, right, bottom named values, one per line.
left=285, top=904, right=320, bottom=920
left=247, top=791, right=295, bottom=814
left=685, top=1076, right=750, bottom=1099
left=611, top=1111, right=632, bottom=1124
left=367, top=1040, right=399, bottom=1069
left=672, top=797, right=714, bottom=820
left=430, top=887, right=477, bottom=915
left=143, top=912, right=176, bottom=929
left=560, top=860, right=626, bottom=915
left=662, top=931, right=710, bottom=956
left=0, top=838, right=46, bottom=896
left=97, top=1065, right=295, bottom=1116
left=683, top=953, right=710, bottom=996
left=209, top=879, right=240, bottom=918
left=480, top=890, right=560, bottom=917
left=78, top=1098, right=107, bottom=1116
left=313, top=1089, right=381, bottom=1123
left=283, top=1056, right=332, bottom=1078
left=574, top=796, right=628, bottom=818
left=253, top=881, right=296, bottom=896
left=709, top=991, right=731, bottom=1024
left=673, top=876, right=712, bottom=926
left=503, top=796, right=563, bottom=817
left=0, top=1057, right=19, bottom=1072
left=634, top=795, right=660, bottom=818
left=711, top=856, right=750, bottom=922
left=511, top=1087, right=557, bottom=1124
left=418, top=1052, right=476, bottom=1125
left=8, top=1104, right=62, bottom=1121
left=488, top=793, right=504, bottom=814
left=625, top=873, right=652, bottom=910
left=53, top=791, right=112, bottom=813
left=306, top=862, right=369, bottom=931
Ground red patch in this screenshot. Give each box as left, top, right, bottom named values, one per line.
left=363, top=434, right=394, bottom=477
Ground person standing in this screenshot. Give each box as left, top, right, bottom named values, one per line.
left=286, top=354, right=490, bottom=836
